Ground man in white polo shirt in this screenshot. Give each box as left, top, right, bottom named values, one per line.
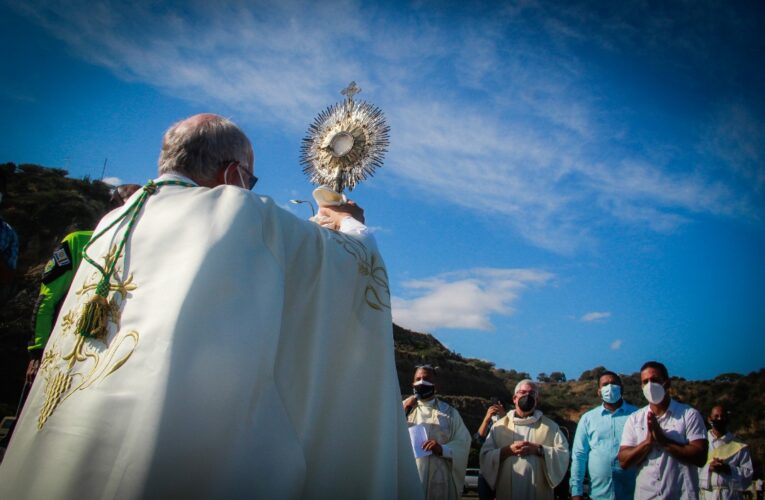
left=618, top=361, right=708, bottom=499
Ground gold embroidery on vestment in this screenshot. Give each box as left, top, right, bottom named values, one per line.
left=37, top=246, right=140, bottom=429
left=332, top=233, right=390, bottom=310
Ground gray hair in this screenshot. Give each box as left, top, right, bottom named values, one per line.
left=158, top=115, right=253, bottom=181
left=514, top=379, right=537, bottom=395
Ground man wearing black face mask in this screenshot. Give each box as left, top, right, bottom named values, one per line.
left=699, top=405, right=753, bottom=499
left=403, top=365, right=471, bottom=500
left=479, top=379, right=570, bottom=499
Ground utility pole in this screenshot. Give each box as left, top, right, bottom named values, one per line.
left=100, top=158, right=108, bottom=180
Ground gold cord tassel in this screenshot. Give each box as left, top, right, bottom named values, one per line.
left=76, top=280, right=111, bottom=341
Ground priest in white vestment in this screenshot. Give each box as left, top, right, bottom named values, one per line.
left=480, top=379, right=569, bottom=499
left=403, top=365, right=471, bottom=500
left=700, top=405, right=753, bottom=499
left=0, top=114, right=422, bottom=500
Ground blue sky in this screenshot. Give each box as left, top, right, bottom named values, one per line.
left=2, top=0, right=763, bottom=381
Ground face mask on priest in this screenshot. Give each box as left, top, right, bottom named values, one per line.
left=513, top=383, right=538, bottom=415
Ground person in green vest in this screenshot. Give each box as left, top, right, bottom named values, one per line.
left=25, top=184, right=140, bottom=384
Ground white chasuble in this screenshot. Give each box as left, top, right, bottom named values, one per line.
left=480, top=410, right=570, bottom=500
left=0, top=181, right=422, bottom=500
left=406, top=398, right=471, bottom=500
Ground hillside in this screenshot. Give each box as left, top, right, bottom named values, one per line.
left=2, top=163, right=763, bottom=477
left=0, top=163, right=112, bottom=417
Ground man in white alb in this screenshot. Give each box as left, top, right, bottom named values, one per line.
left=700, top=404, right=753, bottom=499
left=403, top=365, right=471, bottom=500
left=479, top=379, right=570, bottom=499
left=0, top=114, right=422, bottom=500
left=619, top=360, right=708, bottom=499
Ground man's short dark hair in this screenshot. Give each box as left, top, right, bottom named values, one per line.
left=414, top=364, right=436, bottom=379
left=599, top=370, right=622, bottom=386
left=710, top=403, right=729, bottom=417
left=640, top=361, right=669, bottom=381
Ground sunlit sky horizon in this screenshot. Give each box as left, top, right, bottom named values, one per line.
left=2, top=0, right=763, bottom=381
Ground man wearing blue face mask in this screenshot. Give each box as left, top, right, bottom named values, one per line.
left=618, top=361, right=708, bottom=499
left=570, top=371, right=637, bottom=499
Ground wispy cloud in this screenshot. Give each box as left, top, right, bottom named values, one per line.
left=392, top=268, right=553, bottom=332
left=11, top=0, right=760, bottom=253
left=610, top=339, right=623, bottom=350
left=581, top=311, right=611, bottom=322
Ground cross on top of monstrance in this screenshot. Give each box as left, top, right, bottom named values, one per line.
left=340, top=81, right=361, bottom=101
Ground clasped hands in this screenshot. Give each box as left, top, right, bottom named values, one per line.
left=709, top=458, right=731, bottom=475
left=645, top=412, right=679, bottom=449
left=505, top=441, right=542, bottom=457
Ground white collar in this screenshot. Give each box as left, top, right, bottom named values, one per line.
left=418, top=397, right=438, bottom=408
left=708, top=430, right=734, bottom=443
left=511, top=409, right=542, bottom=425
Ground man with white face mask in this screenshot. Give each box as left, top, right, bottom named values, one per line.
left=571, top=371, right=637, bottom=499
left=618, top=361, right=708, bottom=499
left=403, top=365, right=471, bottom=500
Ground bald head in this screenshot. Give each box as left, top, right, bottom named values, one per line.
left=158, top=113, right=253, bottom=185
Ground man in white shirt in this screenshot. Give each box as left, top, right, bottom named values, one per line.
left=0, top=114, right=422, bottom=500
left=619, top=361, right=708, bottom=499
left=403, top=365, right=471, bottom=500
left=700, top=404, right=753, bottom=499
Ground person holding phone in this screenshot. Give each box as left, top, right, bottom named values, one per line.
left=474, top=398, right=507, bottom=500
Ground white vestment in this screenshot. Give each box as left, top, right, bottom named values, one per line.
left=0, top=179, right=422, bottom=500
left=700, top=431, right=754, bottom=500
left=406, top=398, right=470, bottom=500
left=480, top=410, right=570, bottom=500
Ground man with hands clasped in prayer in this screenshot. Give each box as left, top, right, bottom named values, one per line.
left=479, top=379, right=570, bottom=499
left=618, top=361, right=708, bottom=499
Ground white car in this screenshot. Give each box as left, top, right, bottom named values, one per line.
left=464, top=468, right=480, bottom=492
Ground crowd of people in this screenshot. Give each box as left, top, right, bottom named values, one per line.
left=402, top=362, right=758, bottom=500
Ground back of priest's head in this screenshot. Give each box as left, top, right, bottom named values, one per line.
left=158, top=113, right=253, bottom=185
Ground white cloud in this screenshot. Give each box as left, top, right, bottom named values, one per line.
left=392, top=268, right=553, bottom=332
left=581, top=311, right=611, bottom=322
left=11, top=0, right=757, bottom=253
left=101, top=176, right=123, bottom=186
left=610, top=339, right=623, bottom=350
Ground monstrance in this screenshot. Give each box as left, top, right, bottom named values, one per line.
left=300, top=81, right=389, bottom=206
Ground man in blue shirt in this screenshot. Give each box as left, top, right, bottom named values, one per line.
left=571, top=371, right=637, bottom=499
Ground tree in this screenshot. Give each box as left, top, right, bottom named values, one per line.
left=537, top=372, right=550, bottom=383
left=579, top=366, right=607, bottom=382
left=549, top=371, right=567, bottom=383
